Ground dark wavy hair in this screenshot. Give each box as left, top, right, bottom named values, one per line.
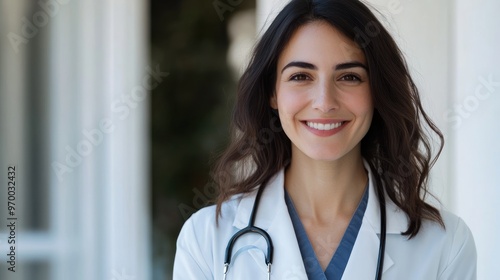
left=212, top=0, right=444, bottom=237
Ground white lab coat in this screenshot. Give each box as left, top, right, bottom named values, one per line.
left=173, top=162, right=477, bottom=279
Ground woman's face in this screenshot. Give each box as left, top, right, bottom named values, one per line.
left=272, top=21, right=373, bottom=162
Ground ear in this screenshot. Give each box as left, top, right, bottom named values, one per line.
left=270, top=93, right=278, bottom=109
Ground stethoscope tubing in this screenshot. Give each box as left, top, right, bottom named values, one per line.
left=375, top=182, right=387, bottom=280
left=223, top=185, right=273, bottom=279
left=223, top=181, right=386, bottom=280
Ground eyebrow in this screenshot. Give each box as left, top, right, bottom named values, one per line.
left=281, top=60, right=368, bottom=73
left=281, top=61, right=316, bottom=73
left=335, top=62, right=368, bottom=71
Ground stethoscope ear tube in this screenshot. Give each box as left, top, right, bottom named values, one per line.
left=223, top=225, right=273, bottom=265
left=374, top=182, right=387, bottom=280
left=223, top=186, right=274, bottom=279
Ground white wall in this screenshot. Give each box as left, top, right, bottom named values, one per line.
left=0, top=1, right=151, bottom=279
left=256, top=0, right=500, bottom=279
left=453, top=1, right=500, bottom=278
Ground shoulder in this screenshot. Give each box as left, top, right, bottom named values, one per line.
left=177, top=192, right=252, bottom=243
left=433, top=210, right=477, bottom=279
left=173, top=195, right=249, bottom=279
left=419, top=209, right=475, bottom=249
left=410, top=209, right=475, bottom=256
left=384, top=209, right=476, bottom=279
left=436, top=210, right=477, bottom=273
left=186, top=193, right=247, bottom=229
left=403, top=209, right=476, bottom=279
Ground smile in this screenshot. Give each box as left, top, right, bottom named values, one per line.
left=306, top=121, right=344, bottom=131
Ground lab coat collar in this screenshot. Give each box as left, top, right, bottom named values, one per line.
left=362, top=159, right=409, bottom=235
left=232, top=170, right=309, bottom=278
left=232, top=161, right=408, bottom=233
left=232, top=171, right=284, bottom=230
left=231, top=160, right=408, bottom=278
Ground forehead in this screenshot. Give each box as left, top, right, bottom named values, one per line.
left=277, top=21, right=366, bottom=67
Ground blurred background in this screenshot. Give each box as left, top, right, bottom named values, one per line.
left=0, top=0, right=498, bottom=279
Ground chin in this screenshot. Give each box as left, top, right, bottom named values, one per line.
left=305, top=151, right=345, bottom=162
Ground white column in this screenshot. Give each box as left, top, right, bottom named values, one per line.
left=2, top=0, right=150, bottom=279
left=103, top=1, right=151, bottom=280
left=47, top=0, right=151, bottom=280
left=256, top=0, right=289, bottom=35
left=453, top=1, right=500, bottom=279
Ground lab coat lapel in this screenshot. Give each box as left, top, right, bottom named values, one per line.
left=342, top=180, right=395, bottom=279
left=232, top=171, right=308, bottom=279
left=343, top=161, right=408, bottom=279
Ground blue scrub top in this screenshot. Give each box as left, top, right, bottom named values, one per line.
left=285, top=186, right=369, bottom=280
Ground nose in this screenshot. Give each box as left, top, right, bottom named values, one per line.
left=312, top=80, right=339, bottom=113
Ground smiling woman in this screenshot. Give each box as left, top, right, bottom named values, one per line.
left=271, top=23, right=375, bottom=271
left=173, top=0, right=477, bottom=279
left=272, top=22, right=373, bottom=164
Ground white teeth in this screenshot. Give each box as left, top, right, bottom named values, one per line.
left=306, top=121, right=343, bottom=130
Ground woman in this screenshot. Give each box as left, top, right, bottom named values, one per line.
left=173, top=0, right=477, bottom=279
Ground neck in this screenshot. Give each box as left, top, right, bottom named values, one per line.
left=285, top=147, right=368, bottom=223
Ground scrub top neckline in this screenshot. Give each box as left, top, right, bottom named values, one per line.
left=284, top=185, right=369, bottom=280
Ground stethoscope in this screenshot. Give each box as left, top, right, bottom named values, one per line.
left=223, top=181, right=387, bottom=280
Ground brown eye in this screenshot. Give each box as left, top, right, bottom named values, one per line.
left=339, top=74, right=361, bottom=82
left=290, top=73, right=310, bottom=81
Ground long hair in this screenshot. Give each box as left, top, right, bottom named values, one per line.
left=212, top=0, right=444, bottom=237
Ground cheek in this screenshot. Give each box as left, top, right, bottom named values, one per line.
left=343, top=89, right=373, bottom=116
left=276, top=90, right=308, bottom=115
left=358, top=98, right=373, bottom=117
left=357, top=94, right=374, bottom=129
left=275, top=91, right=307, bottom=137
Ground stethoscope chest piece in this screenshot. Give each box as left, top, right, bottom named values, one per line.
left=222, top=261, right=272, bottom=280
